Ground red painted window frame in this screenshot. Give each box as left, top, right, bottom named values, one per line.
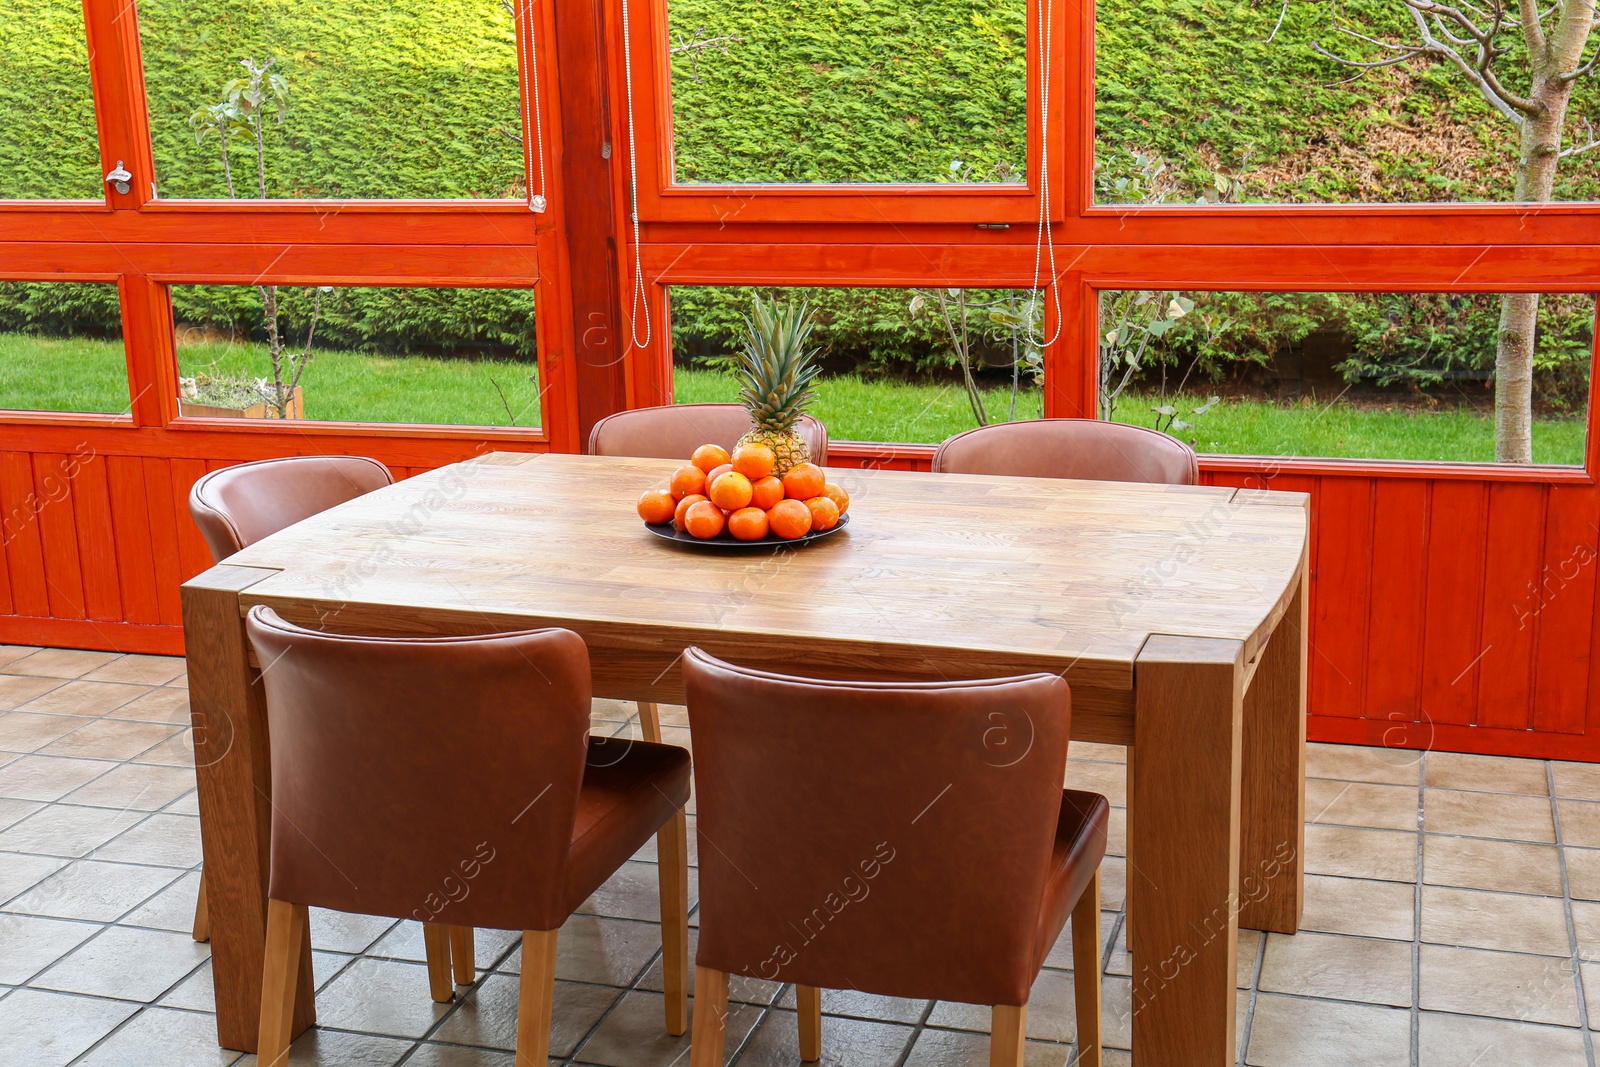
left=623, top=0, right=1074, bottom=225
left=0, top=0, right=573, bottom=449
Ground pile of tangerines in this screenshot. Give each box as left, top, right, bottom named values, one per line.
left=636, top=443, right=849, bottom=542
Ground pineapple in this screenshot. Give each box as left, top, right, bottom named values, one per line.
left=734, top=295, right=821, bottom=475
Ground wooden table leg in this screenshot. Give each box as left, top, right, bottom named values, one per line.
left=184, top=566, right=314, bottom=1052
left=1238, top=555, right=1308, bottom=935
left=1131, top=635, right=1244, bottom=1067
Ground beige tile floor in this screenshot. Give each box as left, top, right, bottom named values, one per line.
left=1, top=645, right=1597, bottom=1065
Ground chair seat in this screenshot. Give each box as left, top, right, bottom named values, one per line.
left=1033, top=789, right=1111, bottom=972
left=565, top=737, right=693, bottom=912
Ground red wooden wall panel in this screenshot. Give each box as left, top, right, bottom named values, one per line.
left=1476, top=483, right=1546, bottom=730
left=1305, top=476, right=1373, bottom=721
left=1364, top=480, right=1430, bottom=727
left=1534, top=483, right=1599, bottom=735
left=1419, top=480, right=1489, bottom=727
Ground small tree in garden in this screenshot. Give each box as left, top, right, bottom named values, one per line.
left=1312, top=1, right=1600, bottom=462
left=908, top=287, right=1043, bottom=428
left=189, top=58, right=328, bottom=419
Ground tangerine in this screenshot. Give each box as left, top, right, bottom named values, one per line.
left=782, top=462, right=826, bottom=501
left=731, top=443, right=777, bottom=480
left=691, top=443, right=731, bottom=473
left=804, top=495, right=840, bottom=532
left=684, top=500, right=727, bottom=539
left=767, top=498, right=813, bottom=540
left=750, top=475, right=784, bottom=510
left=673, top=493, right=708, bottom=532
left=706, top=462, right=734, bottom=485
left=708, top=470, right=753, bottom=511
left=823, top=481, right=850, bottom=514
left=637, top=488, right=676, bottom=525
left=669, top=464, right=707, bottom=500
left=727, top=506, right=770, bottom=541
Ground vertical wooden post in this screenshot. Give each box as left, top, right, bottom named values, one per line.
left=1238, top=546, right=1308, bottom=934
left=81, top=0, right=157, bottom=209
left=1131, top=635, right=1243, bottom=1067
left=549, top=0, right=628, bottom=448
left=183, top=565, right=314, bottom=1051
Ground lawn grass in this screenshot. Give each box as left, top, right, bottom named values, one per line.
left=677, top=367, right=1587, bottom=464
left=0, top=333, right=132, bottom=414
left=176, top=341, right=543, bottom=427
left=0, top=333, right=543, bottom=426
left=0, top=332, right=1584, bottom=465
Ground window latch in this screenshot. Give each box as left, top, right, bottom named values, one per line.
left=104, top=162, right=132, bottom=195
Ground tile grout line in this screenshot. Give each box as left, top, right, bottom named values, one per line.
left=1410, top=748, right=1425, bottom=1067
left=1548, top=760, right=1598, bottom=1067
left=1235, top=920, right=1267, bottom=1067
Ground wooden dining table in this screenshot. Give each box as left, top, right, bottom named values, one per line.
left=181, top=450, right=1309, bottom=1065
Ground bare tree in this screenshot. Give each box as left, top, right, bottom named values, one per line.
left=1314, top=0, right=1600, bottom=462
left=190, top=58, right=327, bottom=419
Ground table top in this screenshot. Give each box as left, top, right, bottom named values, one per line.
left=223, top=451, right=1307, bottom=692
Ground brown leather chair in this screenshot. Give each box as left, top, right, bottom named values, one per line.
left=681, top=649, right=1108, bottom=1067
left=587, top=403, right=829, bottom=467
left=586, top=402, right=829, bottom=745
left=933, top=418, right=1195, bottom=954
left=184, top=457, right=408, bottom=951
left=246, top=609, right=692, bottom=1066
left=189, top=454, right=395, bottom=563
left=933, top=418, right=1198, bottom=485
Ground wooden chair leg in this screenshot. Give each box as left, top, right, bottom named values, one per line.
left=258, top=899, right=308, bottom=1067
left=516, top=929, right=559, bottom=1067
left=192, top=871, right=210, bottom=942
left=690, top=966, right=730, bottom=1067
left=990, top=1003, right=1027, bottom=1067
left=1071, top=868, right=1103, bottom=1067
left=797, top=984, right=823, bottom=1061
left=638, top=700, right=663, bottom=743
left=422, top=922, right=455, bottom=1003
left=449, top=925, right=475, bottom=985
left=658, top=809, right=690, bottom=1035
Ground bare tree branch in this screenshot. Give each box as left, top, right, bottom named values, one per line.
left=1266, top=0, right=1291, bottom=43
left=1518, top=0, right=1549, bottom=58
left=1560, top=120, right=1600, bottom=156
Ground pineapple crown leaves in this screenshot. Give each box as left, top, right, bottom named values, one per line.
left=736, top=295, right=821, bottom=431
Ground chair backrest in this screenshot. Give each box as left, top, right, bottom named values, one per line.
left=188, top=455, right=394, bottom=563
left=933, top=418, right=1198, bottom=485
left=245, top=607, right=593, bottom=931
left=681, top=648, right=1070, bottom=1006
left=587, top=403, right=829, bottom=466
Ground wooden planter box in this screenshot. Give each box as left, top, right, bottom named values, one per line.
left=177, top=387, right=303, bottom=420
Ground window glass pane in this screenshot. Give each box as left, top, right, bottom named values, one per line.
left=0, top=283, right=128, bottom=414
left=0, top=0, right=101, bottom=199
left=668, top=0, right=1027, bottom=184
left=172, top=285, right=540, bottom=427
left=1095, top=0, right=1600, bottom=204
left=137, top=0, right=525, bottom=199
left=672, top=285, right=1042, bottom=443
left=1098, top=289, right=1593, bottom=465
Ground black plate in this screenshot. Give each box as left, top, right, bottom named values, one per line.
left=644, top=511, right=850, bottom=550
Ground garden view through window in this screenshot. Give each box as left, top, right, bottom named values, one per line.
left=172, top=284, right=541, bottom=428
left=671, top=285, right=1044, bottom=443
left=0, top=283, right=129, bottom=415
left=1100, top=289, right=1594, bottom=465
left=666, top=0, right=1027, bottom=184
left=135, top=0, right=526, bottom=199
left=1095, top=0, right=1600, bottom=204
left=0, top=0, right=101, bottom=199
